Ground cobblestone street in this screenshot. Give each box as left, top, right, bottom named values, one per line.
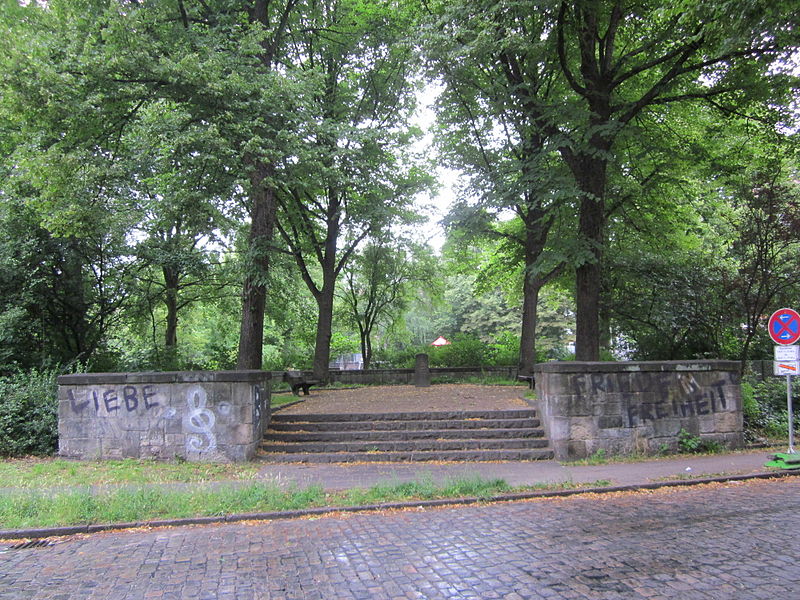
left=2, top=477, right=799, bottom=599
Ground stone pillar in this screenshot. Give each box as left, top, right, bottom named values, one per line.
left=414, top=353, right=431, bottom=387
left=534, top=360, right=743, bottom=460
left=58, top=370, right=271, bottom=462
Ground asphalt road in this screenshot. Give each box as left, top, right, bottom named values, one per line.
left=2, top=477, right=799, bottom=599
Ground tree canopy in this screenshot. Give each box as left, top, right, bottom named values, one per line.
left=0, top=0, right=798, bottom=376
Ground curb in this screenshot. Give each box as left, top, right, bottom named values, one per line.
left=1, top=470, right=797, bottom=541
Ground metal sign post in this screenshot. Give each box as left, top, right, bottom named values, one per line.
left=789, top=375, right=796, bottom=454
left=770, top=310, right=800, bottom=454
left=775, top=348, right=799, bottom=453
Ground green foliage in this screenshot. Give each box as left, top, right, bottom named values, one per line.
left=428, top=335, right=495, bottom=368
left=583, top=448, right=607, bottom=465
left=608, top=247, right=736, bottom=360
left=676, top=429, right=702, bottom=453
left=489, top=332, right=520, bottom=367
left=0, top=370, right=59, bottom=457
left=676, top=429, right=723, bottom=454
left=741, top=381, right=759, bottom=425
left=742, top=374, right=797, bottom=438
left=1, top=0, right=798, bottom=376
left=433, top=274, right=521, bottom=342
left=0, top=476, right=516, bottom=529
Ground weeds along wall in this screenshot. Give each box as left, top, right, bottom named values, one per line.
left=58, top=371, right=271, bottom=462
left=534, top=361, right=743, bottom=460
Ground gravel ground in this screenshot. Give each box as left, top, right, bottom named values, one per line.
left=276, top=384, right=531, bottom=414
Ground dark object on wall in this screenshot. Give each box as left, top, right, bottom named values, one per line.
left=283, top=371, right=319, bottom=396
left=415, top=353, right=431, bottom=388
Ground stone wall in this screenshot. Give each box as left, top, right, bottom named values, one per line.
left=534, top=361, right=742, bottom=460
left=58, top=370, right=271, bottom=462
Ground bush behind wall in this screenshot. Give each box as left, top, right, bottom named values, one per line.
left=0, top=369, right=59, bottom=456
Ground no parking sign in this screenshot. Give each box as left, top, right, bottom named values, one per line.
left=768, top=308, right=800, bottom=345
left=768, top=308, right=800, bottom=454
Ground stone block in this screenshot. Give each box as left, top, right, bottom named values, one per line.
left=569, top=417, right=596, bottom=440
left=566, top=395, right=594, bottom=417
left=59, top=437, right=95, bottom=457
left=567, top=439, right=587, bottom=459
left=597, top=425, right=631, bottom=440
left=723, top=431, right=744, bottom=449
left=698, top=415, right=716, bottom=434
left=552, top=440, right=570, bottom=461
left=548, top=417, right=571, bottom=441
left=104, top=445, right=124, bottom=459
left=652, top=418, right=682, bottom=438
left=225, top=444, right=252, bottom=463
left=714, top=411, right=741, bottom=433
left=598, top=415, right=623, bottom=429
left=121, top=435, right=141, bottom=459
left=144, top=427, right=165, bottom=445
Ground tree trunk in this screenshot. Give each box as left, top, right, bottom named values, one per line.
left=517, top=201, right=556, bottom=375
left=56, top=237, right=92, bottom=363
left=364, top=331, right=372, bottom=371
left=358, top=321, right=371, bottom=370
left=309, top=195, right=342, bottom=382
left=519, top=272, right=541, bottom=376
left=237, top=161, right=277, bottom=370
left=572, top=155, right=608, bottom=362
left=312, top=286, right=334, bottom=382
left=163, top=266, right=179, bottom=349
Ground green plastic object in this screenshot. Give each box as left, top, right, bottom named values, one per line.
left=765, top=452, right=800, bottom=469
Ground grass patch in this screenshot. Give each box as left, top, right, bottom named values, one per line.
left=649, top=471, right=741, bottom=482
left=270, top=395, right=303, bottom=409
left=342, top=474, right=511, bottom=505
left=0, top=458, right=263, bottom=489
left=0, top=484, right=329, bottom=529
left=563, top=447, right=745, bottom=467
left=0, top=475, right=615, bottom=529
left=430, top=375, right=523, bottom=386
left=515, top=479, right=612, bottom=491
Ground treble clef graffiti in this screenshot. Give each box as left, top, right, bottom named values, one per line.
left=183, top=386, right=217, bottom=453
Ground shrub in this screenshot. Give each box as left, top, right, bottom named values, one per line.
left=742, top=374, right=796, bottom=438
left=489, top=332, right=520, bottom=367
left=0, top=369, right=59, bottom=456
left=429, top=335, right=496, bottom=367
left=677, top=428, right=722, bottom=454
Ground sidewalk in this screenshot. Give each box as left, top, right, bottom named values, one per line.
left=253, top=449, right=781, bottom=491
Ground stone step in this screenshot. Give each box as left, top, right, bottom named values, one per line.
left=269, top=409, right=538, bottom=423
left=260, top=438, right=550, bottom=454
left=257, top=448, right=555, bottom=463
left=268, top=417, right=541, bottom=432
left=266, top=428, right=545, bottom=443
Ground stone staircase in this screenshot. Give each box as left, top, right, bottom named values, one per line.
left=258, top=408, right=553, bottom=463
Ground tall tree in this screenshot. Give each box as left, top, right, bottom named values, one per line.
left=275, top=0, right=430, bottom=380
left=125, top=101, right=240, bottom=354
left=1, top=0, right=309, bottom=370
left=553, top=0, right=798, bottom=359
left=424, top=0, right=798, bottom=361
left=340, top=237, right=435, bottom=369
left=423, top=0, right=575, bottom=375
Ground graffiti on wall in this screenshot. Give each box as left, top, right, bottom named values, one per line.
left=68, top=384, right=232, bottom=456
left=68, top=385, right=160, bottom=414
left=183, top=386, right=217, bottom=453
left=571, top=372, right=732, bottom=426
left=626, top=387, right=728, bottom=426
